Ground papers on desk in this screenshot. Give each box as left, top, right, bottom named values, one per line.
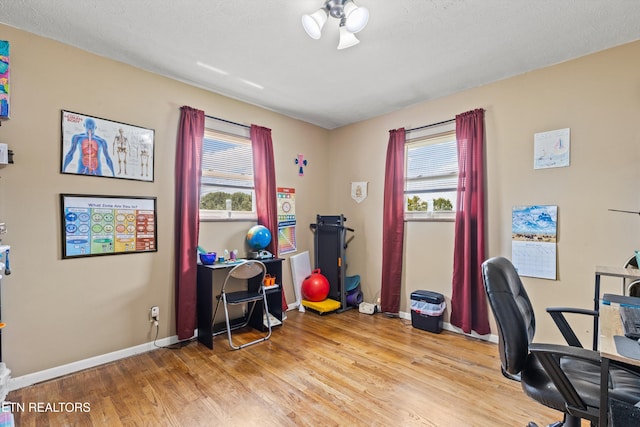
left=602, top=293, right=640, bottom=307
left=613, top=335, right=640, bottom=360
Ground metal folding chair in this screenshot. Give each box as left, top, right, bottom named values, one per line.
left=211, top=260, right=272, bottom=350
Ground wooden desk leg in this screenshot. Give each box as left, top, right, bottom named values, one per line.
left=600, top=356, right=610, bottom=427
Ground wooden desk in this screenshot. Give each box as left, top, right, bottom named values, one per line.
left=593, top=267, right=640, bottom=350
left=598, top=304, right=640, bottom=426
left=196, top=258, right=283, bottom=349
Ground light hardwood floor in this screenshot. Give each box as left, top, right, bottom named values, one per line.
left=8, top=309, right=570, bottom=426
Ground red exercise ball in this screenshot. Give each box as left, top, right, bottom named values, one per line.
left=301, top=269, right=330, bottom=302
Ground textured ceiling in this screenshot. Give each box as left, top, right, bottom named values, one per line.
left=1, top=0, right=640, bottom=129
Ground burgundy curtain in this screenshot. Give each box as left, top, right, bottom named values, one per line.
left=450, top=109, right=490, bottom=335
left=250, top=125, right=288, bottom=311
left=380, top=128, right=406, bottom=315
left=174, top=106, right=205, bottom=340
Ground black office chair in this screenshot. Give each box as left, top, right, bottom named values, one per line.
left=482, top=256, right=640, bottom=427
left=211, top=260, right=272, bottom=350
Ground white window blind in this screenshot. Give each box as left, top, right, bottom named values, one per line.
left=405, top=131, right=458, bottom=219
left=200, top=128, right=256, bottom=220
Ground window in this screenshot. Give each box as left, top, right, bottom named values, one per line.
left=405, top=130, right=458, bottom=220
left=199, top=128, right=256, bottom=221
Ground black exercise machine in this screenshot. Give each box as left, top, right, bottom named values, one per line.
left=310, top=214, right=359, bottom=312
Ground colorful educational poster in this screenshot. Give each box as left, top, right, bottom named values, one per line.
left=534, top=128, right=570, bottom=169
left=61, top=194, right=157, bottom=259
left=0, top=40, right=9, bottom=119
left=511, top=205, right=557, bottom=280
left=277, top=187, right=297, bottom=254
left=278, top=222, right=297, bottom=255
left=277, top=187, right=296, bottom=222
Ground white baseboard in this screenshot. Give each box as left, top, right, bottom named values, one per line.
left=399, top=310, right=498, bottom=343
left=7, top=334, right=184, bottom=392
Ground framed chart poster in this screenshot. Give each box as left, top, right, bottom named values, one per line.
left=61, top=194, right=157, bottom=259
left=61, top=110, right=155, bottom=181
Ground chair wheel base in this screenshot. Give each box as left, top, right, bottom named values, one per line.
left=527, top=422, right=564, bottom=427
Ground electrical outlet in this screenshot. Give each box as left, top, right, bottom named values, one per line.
left=150, top=306, right=159, bottom=322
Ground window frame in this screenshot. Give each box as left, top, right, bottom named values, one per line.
left=404, top=125, right=458, bottom=222
left=199, top=125, right=257, bottom=222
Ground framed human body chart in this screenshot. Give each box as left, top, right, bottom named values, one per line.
left=61, top=110, right=154, bottom=181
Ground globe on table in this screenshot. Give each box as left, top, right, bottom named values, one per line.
left=246, top=225, right=272, bottom=250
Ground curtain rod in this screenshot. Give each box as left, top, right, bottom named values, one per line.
left=405, top=118, right=455, bottom=133
left=205, top=114, right=250, bottom=129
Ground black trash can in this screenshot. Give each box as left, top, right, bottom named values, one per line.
left=410, top=290, right=445, bottom=333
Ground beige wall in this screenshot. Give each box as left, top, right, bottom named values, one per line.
left=0, top=25, right=329, bottom=377
left=1, top=23, right=639, bottom=378
left=328, top=40, right=640, bottom=344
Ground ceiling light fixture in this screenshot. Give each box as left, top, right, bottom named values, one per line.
left=302, top=0, right=369, bottom=50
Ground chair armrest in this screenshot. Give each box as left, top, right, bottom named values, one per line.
left=546, top=307, right=599, bottom=349
left=529, top=342, right=600, bottom=363
left=546, top=307, right=598, bottom=317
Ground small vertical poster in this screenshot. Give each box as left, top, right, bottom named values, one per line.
left=277, top=187, right=297, bottom=254
left=511, top=205, right=557, bottom=280
left=0, top=40, right=9, bottom=119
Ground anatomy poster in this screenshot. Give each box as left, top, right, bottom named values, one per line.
left=277, top=187, right=297, bottom=254
left=61, top=194, right=157, bottom=259
left=511, top=205, right=557, bottom=280
left=61, top=110, right=155, bottom=181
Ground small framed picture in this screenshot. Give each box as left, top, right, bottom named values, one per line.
left=61, top=110, right=155, bottom=181
left=534, top=128, right=570, bottom=170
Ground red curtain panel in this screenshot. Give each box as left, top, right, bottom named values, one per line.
left=380, top=128, right=406, bottom=315
left=174, top=106, right=205, bottom=340
left=450, top=109, right=490, bottom=335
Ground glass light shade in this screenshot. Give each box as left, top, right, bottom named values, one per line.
left=345, top=5, right=369, bottom=33
left=337, top=25, right=360, bottom=50
left=302, top=9, right=328, bottom=40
